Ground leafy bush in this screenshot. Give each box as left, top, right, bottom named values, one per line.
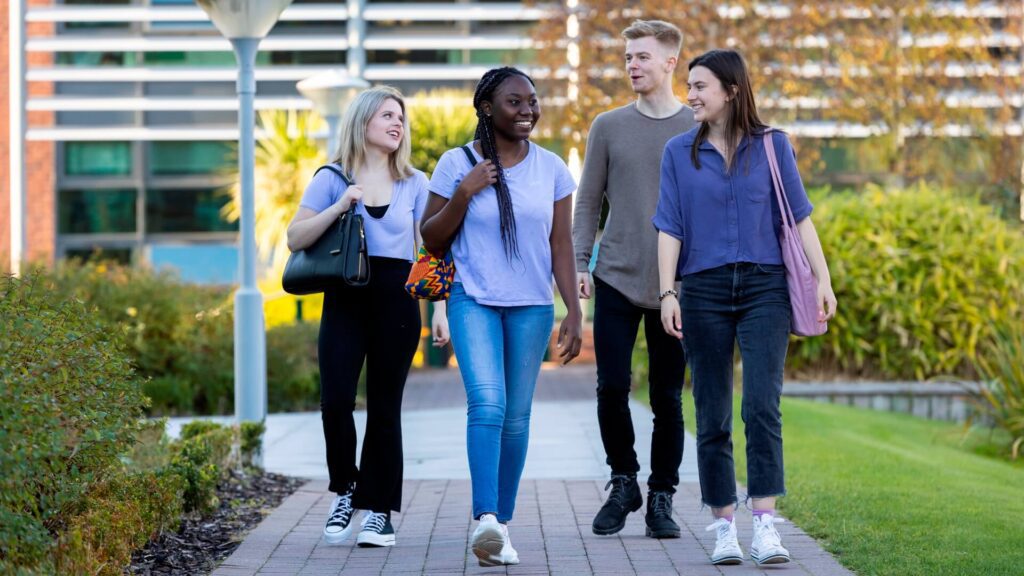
left=973, top=321, right=1024, bottom=459
left=0, top=271, right=147, bottom=569
left=407, top=89, right=477, bottom=175
left=789, top=184, right=1024, bottom=379
left=44, top=260, right=320, bottom=415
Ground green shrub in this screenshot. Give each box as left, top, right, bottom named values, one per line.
left=973, top=321, right=1024, bottom=459
left=53, top=470, right=183, bottom=576
left=0, top=271, right=146, bottom=568
left=789, top=184, right=1024, bottom=379
left=240, top=420, right=267, bottom=468
left=267, top=321, right=321, bottom=412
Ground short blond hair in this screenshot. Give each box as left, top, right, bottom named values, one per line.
left=332, top=85, right=414, bottom=180
left=621, top=20, right=683, bottom=56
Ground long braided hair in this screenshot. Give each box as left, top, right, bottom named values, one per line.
left=472, top=66, right=535, bottom=261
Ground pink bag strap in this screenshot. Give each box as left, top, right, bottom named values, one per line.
left=762, top=130, right=799, bottom=231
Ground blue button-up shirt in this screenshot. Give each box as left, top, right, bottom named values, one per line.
left=653, top=128, right=812, bottom=278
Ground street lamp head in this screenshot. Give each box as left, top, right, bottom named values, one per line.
left=195, top=0, right=293, bottom=39
left=297, top=70, right=372, bottom=119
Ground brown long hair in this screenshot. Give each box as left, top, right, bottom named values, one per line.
left=688, top=49, right=767, bottom=172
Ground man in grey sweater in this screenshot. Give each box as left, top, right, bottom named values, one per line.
left=573, top=20, right=695, bottom=539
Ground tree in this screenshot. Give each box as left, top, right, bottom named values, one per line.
left=222, top=109, right=326, bottom=272
left=406, top=89, right=478, bottom=176
left=530, top=1, right=1022, bottom=200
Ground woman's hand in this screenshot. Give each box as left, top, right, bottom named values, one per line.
left=660, top=296, right=683, bottom=340
left=335, top=184, right=364, bottom=213
left=431, top=305, right=450, bottom=347
left=818, top=280, right=837, bottom=322
left=557, top=311, right=583, bottom=365
left=455, top=160, right=497, bottom=199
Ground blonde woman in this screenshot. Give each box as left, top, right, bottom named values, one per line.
left=287, top=86, right=449, bottom=548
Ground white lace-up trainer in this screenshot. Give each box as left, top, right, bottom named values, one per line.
left=750, top=513, right=790, bottom=565
left=322, top=484, right=357, bottom=544
left=705, top=517, right=744, bottom=565
left=472, top=514, right=514, bottom=566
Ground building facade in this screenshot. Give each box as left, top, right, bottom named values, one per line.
left=4, top=0, right=542, bottom=281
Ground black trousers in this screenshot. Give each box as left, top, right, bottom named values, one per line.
left=319, top=256, right=420, bottom=513
left=593, top=276, right=686, bottom=493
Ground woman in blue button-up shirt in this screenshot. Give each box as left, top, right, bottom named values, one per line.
left=653, top=49, right=836, bottom=567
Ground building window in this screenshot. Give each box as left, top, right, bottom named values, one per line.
left=145, top=189, right=237, bottom=233
left=149, top=244, right=239, bottom=284
left=59, top=189, right=137, bottom=234
left=65, top=142, right=132, bottom=176
left=149, top=141, right=235, bottom=176
left=56, top=52, right=138, bottom=67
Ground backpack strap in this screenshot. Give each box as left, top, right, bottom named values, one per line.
left=460, top=145, right=478, bottom=167
left=314, top=163, right=354, bottom=186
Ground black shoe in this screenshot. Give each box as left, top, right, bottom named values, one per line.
left=592, top=474, right=642, bottom=535
left=645, top=490, right=681, bottom=538
left=356, top=511, right=396, bottom=547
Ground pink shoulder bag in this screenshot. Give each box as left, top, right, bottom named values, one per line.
left=763, top=131, right=827, bottom=337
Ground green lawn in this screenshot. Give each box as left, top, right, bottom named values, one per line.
left=655, top=389, right=1024, bottom=576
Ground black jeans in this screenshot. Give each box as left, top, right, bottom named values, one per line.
left=593, top=276, right=686, bottom=493
left=680, top=263, right=791, bottom=508
left=319, top=256, right=420, bottom=513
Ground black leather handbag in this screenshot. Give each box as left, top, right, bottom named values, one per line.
left=282, top=164, right=370, bottom=295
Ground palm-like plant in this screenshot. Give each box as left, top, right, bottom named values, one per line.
left=407, top=89, right=476, bottom=176
left=973, top=320, right=1024, bottom=459
left=222, top=109, right=326, bottom=272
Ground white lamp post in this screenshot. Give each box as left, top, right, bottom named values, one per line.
left=195, top=0, right=292, bottom=441
left=297, top=70, right=370, bottom=158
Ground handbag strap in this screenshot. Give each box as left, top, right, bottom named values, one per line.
left=762, top=130, right=799, bottom=231
left=314, top=163, right=355, bottom=186
left=461, top=145, right=478, bottom=167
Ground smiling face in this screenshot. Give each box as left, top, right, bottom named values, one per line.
left=687, top=65, right=734, bottom=125
left=481, top=75, right=540, bottom=142
left=625, top=36, right=676, bottom=95
left=364, top=97, right=405, bottom=153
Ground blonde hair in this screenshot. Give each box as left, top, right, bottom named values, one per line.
left=332, top=85, right=413, bottom=180
left=621, top=20, right=683, bottom=57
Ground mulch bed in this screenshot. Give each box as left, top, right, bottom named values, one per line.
left=129, top=470, right=306, bottom=575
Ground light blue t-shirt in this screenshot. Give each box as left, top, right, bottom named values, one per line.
left=429, top=142, right=577, bottom=306
left=299, top=167, right=429, bottom=262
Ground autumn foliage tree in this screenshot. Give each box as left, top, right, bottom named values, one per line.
left=531, top=1, right=1022, bottom=208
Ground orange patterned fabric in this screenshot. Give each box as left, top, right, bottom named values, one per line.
left=404, top=245, right=455, bottom=301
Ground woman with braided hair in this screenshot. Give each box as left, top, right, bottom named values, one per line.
left=421, top=66, right=583, bottom=566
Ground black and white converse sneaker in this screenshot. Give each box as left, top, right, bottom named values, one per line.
left=322, top=483, right=356, bottom=544
left=356, top=511, right=396, bottom=547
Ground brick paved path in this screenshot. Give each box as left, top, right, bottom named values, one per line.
left=210, top=364, right=853, bottom=576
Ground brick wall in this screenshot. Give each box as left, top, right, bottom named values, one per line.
left=1, top=0, right=56, bottom=270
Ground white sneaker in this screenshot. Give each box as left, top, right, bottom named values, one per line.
left=322, top=486, right=357, bottom=544
left=705, top=517, right=744, bottom=565
left=750, top=513, right=790, bottom=565
left=472, top=514, right=515, bottom=566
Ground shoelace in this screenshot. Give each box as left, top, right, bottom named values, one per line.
left=603, top=475, right=634, bottom=509
left=327, top=492, right=353, bottom=527
left=755, top=516, right=782, bottom=547
left=362, top=512, right=388, bottom=533
left=649, top=491, right=673, bottom=517
left=704, top=517, right=734, bottom=539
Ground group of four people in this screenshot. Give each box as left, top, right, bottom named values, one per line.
left=285, top=18, right=836, bottom=568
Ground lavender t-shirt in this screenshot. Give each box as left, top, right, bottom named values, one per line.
left=429, top=142, right=576, bottom=306
left=299, top=167, right=429, bottom=262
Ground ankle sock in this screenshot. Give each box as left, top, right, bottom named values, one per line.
left=753, top=509, right=774, bottom=519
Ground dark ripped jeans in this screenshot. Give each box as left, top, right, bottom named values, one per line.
left=680, top=262, right=791, bottom=508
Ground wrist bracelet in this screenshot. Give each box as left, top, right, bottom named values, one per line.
left=658, top=289, right=678, bottom=302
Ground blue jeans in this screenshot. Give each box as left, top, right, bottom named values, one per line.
left=448, top=283, right=554, bottom=522
left=680, top=263, right=791, bottom=508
